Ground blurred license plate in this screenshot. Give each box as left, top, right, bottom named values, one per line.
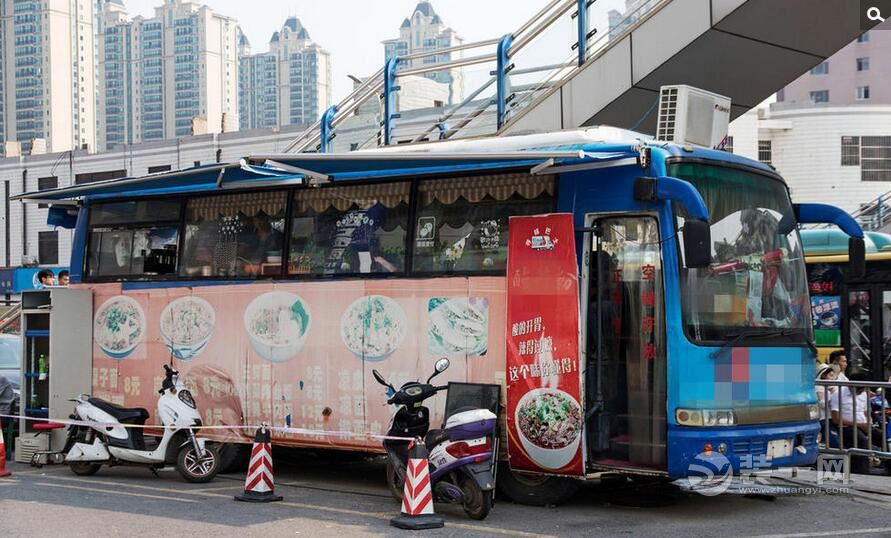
left=766, top=438, right=793, bottom=460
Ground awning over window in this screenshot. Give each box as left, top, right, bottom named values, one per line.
left=187, top=191, right=287, bottom=221
left=419, top=174, right=554, bottom=205
left=295, top=182, right=410, bottom=213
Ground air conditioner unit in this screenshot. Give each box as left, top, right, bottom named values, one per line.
left=655, top=85, right=731, bottom=148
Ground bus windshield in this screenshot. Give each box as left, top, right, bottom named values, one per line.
left=669, top=162, right=812, bottom=343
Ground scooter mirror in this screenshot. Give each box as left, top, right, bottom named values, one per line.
left=434, top=358, right=450, bottom=373
left=372, top=369, right=389, bottom=387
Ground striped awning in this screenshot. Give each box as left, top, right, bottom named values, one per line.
left=295, top=181, right=410, bottom=213
left=420, top=173, right=554, bottom=205
left=187, top=191, right=287, bottom=221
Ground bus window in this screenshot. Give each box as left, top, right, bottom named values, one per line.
left=90, top=200, right=181, bottom=225
left=289, top=182, right=410, bottom=275
left=86, top=200, right=182, bottom=278
left=412, top=174, right=554, bottom=274
left=180, top=192, right=287, bottom=278
left=670, top=163, right=811, bottom=343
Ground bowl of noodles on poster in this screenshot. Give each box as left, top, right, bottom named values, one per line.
left=94, top=296, right=146, bottom=359
left=160, top=296, right=216, bottom=361
left=515, top=388, right=582, bottom=470
left=243, top=291, right=311, bottom=363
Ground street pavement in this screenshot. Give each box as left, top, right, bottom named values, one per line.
left=2, top=451, right=891, bottom=538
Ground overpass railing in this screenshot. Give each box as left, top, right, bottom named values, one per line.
left=285, top=0, right=672, bottom=153
left=816, top=379, right=891, bottom=463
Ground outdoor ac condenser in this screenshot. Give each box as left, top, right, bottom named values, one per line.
left=655, top=85, right=731, bottom=149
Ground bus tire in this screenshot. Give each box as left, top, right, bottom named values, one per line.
left=218, top=443, right=250, bottom=474
left=497, top=464, right=580, bottom=506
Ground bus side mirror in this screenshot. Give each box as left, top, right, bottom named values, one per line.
left=849, top=237, right=866, bottom=279
left=684, top=219, right=711, bottom=269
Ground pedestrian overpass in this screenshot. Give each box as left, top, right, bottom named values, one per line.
left=286, top=0, right=881, bottom=153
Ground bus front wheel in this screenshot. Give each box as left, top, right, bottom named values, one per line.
left=497, top=464, right=579, bottom=506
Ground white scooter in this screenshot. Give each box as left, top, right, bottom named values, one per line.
left=63, top=364, right=220, bottom=483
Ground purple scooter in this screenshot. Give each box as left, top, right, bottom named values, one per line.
left=373, top=358, right=498, bottom=520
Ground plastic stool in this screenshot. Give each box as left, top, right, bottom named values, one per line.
left=30, top=422, right=66, bottom=467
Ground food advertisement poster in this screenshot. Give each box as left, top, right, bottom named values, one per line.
left=83, top=277, right=505, bottom=450
left=505, top=214, right=584, bottom=476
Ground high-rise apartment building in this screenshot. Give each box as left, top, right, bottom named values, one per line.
left=382, top=2, right=463, bottom=104
left=96, top=0, right=239, bottom=150
left=0, top=0, right=97, bottom=156
left=238, top=17, right=331, bottom=131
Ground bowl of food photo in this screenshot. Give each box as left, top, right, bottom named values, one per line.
left=160, top=296, right=216, bottom=361
left=427, top=297, right=488, bottom=356
left=94, top=296, right=146, bottom=359
left=243, top=291, right=311, bottom=363
left=341, top=295, right=407, bottom=361
left=514, top=388, right=583, bottom=470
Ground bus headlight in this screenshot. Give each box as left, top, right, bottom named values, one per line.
left=676, top=408, right=736, bottom=426
left=807, top=404, right=820, bottom=420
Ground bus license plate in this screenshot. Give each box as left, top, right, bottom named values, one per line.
left=766, top=439, right=793, bottom=460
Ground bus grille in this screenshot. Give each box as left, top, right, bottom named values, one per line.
left=732, top=439, right=767, bottom=456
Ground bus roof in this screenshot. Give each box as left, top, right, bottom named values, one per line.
left=801, top=229, right=891, bottom=257
left=12, top=128, right=776, bottom=204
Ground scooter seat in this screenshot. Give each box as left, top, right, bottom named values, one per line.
left=88, top=397, right=149, bottom=423
left=425, top=429, right=450, bottom=450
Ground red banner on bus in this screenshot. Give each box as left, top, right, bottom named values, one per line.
left=505, top=213, right=584, bottom=476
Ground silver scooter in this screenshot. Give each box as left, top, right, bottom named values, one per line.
left=63, top=364, right=220, bottom=482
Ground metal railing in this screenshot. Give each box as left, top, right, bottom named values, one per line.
left=285, top=0, right=672, bottom=154
left=816, top=379, right=891, bottom=462
left=0, top=303, right=21, bottom=333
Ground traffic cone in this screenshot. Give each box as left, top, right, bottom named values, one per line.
left=234, top=426, right=281, bottom=502
left=0, top=422, right=11, bottom=477
left=390, top=439, right=443, bottom=530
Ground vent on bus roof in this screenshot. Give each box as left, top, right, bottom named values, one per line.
left=655, top=85, right=731, bottom=149
left=657, top=87, right=679, bottom=142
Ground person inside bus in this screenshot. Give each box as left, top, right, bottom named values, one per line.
left=57, top=270, right=69, bottom=286
left=239, top=211, right=283, bottom=276
left=828, top=350, right=849, bottom=382
left=815, top=362, right=840, bottom=421
left=830, top=371, right=885, bottom=473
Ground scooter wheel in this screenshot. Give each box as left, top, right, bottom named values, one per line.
left=385, top=459, right=404, bottom=501
left=69, top=462, right=102, bottom=476
left=460, top=476, right=492, bottom=520
left=176, top=443, right=220, bottom=483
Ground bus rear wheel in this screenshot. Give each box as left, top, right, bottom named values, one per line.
left=497, top=464, right=579, bottom=506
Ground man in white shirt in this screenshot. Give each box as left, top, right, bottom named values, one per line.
left=828, top=350, right=848, bottom=382
left=830, top=371, right=882, bottom=473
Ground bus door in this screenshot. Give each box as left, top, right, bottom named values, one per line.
left=584, top=215, right=667, bottom=471
left=847, top=285, right=891, bottom=380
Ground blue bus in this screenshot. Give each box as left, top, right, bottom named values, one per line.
left=17, top=127, right=865, bottom=504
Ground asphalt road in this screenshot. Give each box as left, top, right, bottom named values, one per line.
left=2, top=451, right=891, bottom=538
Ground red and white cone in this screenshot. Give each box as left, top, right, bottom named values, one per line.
left=390, top=438, right=444, bottom=530
left=0, top=422, right=11, bottom=477
left=234, top=426, right=282, bottom=502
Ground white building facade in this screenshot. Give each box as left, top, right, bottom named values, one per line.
left=0, top=0, right=97, bottom=156
left=238, top=17, right=331, bottom=131
left=96, top=0, right=240, bottom=151
left=383, top=1, right=463, bottom=105
left=0, top=123, right=309, bottom=269
left=727, top=27, right=891, bottom=215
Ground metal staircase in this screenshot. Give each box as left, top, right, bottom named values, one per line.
left=285, top=0, right=669, bottom=153
left=285, top=0, right=879, bottom=154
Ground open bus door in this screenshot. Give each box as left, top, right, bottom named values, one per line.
left=584, top=215, right=667, bottom=473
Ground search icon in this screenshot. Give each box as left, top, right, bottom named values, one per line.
left=867, top=6, right=886, bottom=22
